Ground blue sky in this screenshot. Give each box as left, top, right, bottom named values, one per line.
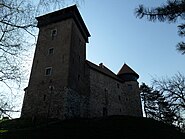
left=76, top=0, right=185, bottom=85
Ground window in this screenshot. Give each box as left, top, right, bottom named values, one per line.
left=103, top=107, right=108, bottom=117
left=104, top=89, right=108, bottom=105
left=45, top=67, right=52, bottom=76
left=51, top=29, right=57, bottom=40
left=78, top=74, right=80, bottom=81
left=78, top=55, right=80, bottom=62
left=118, top=95, right=121, bottom=101
left=79, top=38, right=81, bottom=46
left=117, top=83, right=120, bottom=88
left=72, top=57, right=74, bottom=64
left=48, top=48, right=54, bottom=55
left=43, top=95, right=46, bottom=101
left=127, top=84, right=133, bottom=91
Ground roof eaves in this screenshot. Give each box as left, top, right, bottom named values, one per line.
left=86, top=60, right=123, bottom=82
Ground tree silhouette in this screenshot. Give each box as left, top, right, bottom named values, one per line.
left=140, top=73, right=185, bottom=131
left=135, top=0, right=185, bottom=54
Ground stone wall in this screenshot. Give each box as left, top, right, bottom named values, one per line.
left=89, top=68, right=125, bottom=117
left=123, top=81, right=143, bottom=117
left=22, top=86, right=89, bottom=120
left=63, top=88, right=89, bottom=119
left=88, top=68, right=142, bottom=118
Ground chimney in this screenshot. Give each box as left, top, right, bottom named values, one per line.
left=99, top=63, right=104, bottom=68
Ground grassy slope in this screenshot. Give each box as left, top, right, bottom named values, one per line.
left=0, top=115, right=185, bottom=139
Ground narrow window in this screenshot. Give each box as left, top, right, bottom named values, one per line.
left=43, top=95, right=46, bottom=101
left=78, top=74, right=80, bottom=81
left=128, top=84, right=133, bottom=91
left=104, top=89, right=108, bottom=105
left=51, top=29, right=57, bottom=40
left=45, top=67, right=52, bottom=76
left=79, top=38, right=83, bottom=48
left=57, top=108, right=60, bottom=115
left=48, top=48, right=54, bottom=55
left=118, top=95, right=121, bottom=101
left=117, top=83, right=120, bottom=88
left=62, top=55, right=65, bottom=63
left=78, top=55, right=80, bottom=63
left=35, top=60, right=38, bottom=69
left=103, top=107, right=108, bottom=117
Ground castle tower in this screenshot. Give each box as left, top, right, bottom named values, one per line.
left=21, top=5, right=90, bottom=120
left=117, top=64, right=142, bottom=116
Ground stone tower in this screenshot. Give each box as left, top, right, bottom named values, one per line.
left=117, top=64, right=142, bottom=116
left=21, top=5, right=90, bottom=120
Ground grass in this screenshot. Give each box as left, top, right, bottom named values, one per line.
left=0, top=115, right=185, bottom=139
left=0, top=130, right=8, bottom=133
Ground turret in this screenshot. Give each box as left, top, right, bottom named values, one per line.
left=117, top=64, right=139, bottom=82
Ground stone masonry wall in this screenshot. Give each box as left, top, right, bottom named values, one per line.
left=63, top=88, right=89, bottom=119
left=89, top=68, right=127, bottom=118
left=88, top=68, right=142, bottom=118
left=123, top=81, right=143, bottom=117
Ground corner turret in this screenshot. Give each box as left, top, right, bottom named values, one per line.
left=117, top=64, right=139, bottom=81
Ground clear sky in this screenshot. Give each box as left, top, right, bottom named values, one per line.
left=76, top=0, right=185, bottom=85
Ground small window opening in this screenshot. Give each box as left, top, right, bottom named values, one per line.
left=118, top=95, right=121, bottom=101
left=51, top=29, right=57, bottom=40
left=104, top=89, right=108, bottom=105
left=117, top=83, right=120, bottom=88
left=103, top=107, right=108, bottom=117
left=57, top=108, right=60, bottom=115
left=48, top=48, right=54, bottom=55
left=78, top=55, right=80, bottom=62
left=43, top=95, right=46, bottom=101
left=62, top=55, right=65, bottom=63
left=128, top=84, right=133, bottom=91
left=79, top=39, right=84, bottom=48
left=72, top=57, right=74, bottom=64
left=45, top=67, right=52, bottom=76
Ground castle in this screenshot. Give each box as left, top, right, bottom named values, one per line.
left=21, top=5, right=142, bottom=120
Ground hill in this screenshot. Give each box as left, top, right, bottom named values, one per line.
left=0, top=115, right=185, bottom=139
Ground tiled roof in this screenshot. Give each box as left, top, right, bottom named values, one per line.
left=117, top=64, right=139, bottom=78
left=86, top=60, right=122, bottom=82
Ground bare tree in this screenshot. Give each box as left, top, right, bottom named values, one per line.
left=140, top=73, right=185, bottom=130
left=152, top=73, right=185, bottom=123
left=0, top=0, right=82, bottom=118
